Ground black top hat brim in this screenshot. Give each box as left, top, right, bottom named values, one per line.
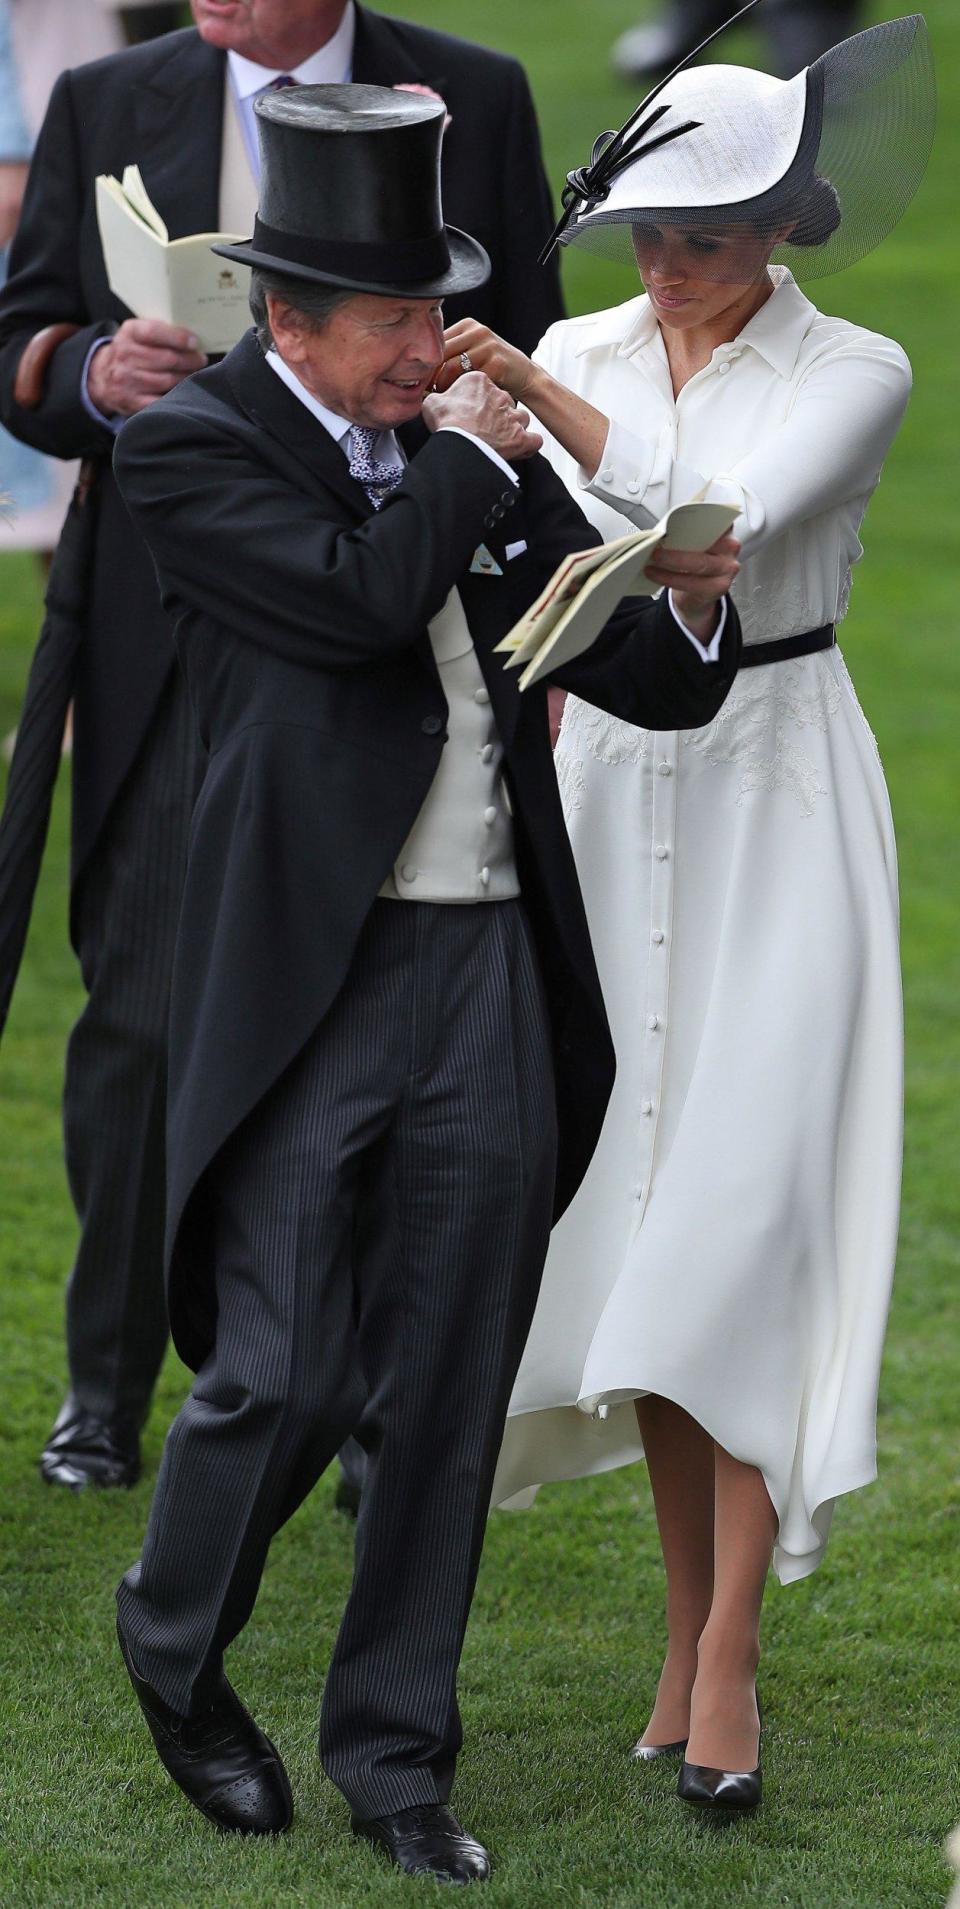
left=212, top=224, right=490, bottom=302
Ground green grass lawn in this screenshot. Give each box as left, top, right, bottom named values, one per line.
left=1, top=3, right=959, bottom=1904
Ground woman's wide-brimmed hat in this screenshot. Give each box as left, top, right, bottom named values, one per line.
left=547, top=10, right=935, bottom=282
left=214, top=83, right=490, bottom=299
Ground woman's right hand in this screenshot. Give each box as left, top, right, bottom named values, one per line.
left=437, top=319, right=537, bottom=402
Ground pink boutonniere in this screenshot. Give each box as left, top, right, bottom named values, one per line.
left=393, top=83, right=453, bottom=134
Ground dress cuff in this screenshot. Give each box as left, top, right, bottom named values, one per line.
left=668, top=591, right=727, bottom=663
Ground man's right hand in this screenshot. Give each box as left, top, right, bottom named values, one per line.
left=422, top=371, right=542, bottom=463
left=86, top=318, right=208, bottom=418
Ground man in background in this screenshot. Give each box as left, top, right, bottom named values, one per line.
left=0, top=0, right=564, bottom=1494
left=612, top=0, right=863, bottom=82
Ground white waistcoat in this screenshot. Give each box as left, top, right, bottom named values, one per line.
left=379, top=589, right=519, bottom=904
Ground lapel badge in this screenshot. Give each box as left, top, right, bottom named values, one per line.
left=470, top=543, right=503, bottom=577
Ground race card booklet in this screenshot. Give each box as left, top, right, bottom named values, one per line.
left=495, top=499, right=739, bottom=692
left=95, top=166, right=250, bottom=355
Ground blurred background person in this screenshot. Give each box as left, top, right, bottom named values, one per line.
left=612, top=0, right=863, bottom=83
left=0, top=0, right=564, bottom=1501
left=0, top=0, right=122, bottom=563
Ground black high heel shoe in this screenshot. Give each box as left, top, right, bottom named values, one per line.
left=631, top=1736, right=688, bottom=1762
left=677, top=1697, right=762, bottom=1809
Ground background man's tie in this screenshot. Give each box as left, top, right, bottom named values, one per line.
left=348, top=427, right=405, bottom=509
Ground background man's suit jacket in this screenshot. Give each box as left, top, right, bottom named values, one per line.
left=114, top=330, right=742, bottom=1372
left=0, top=12, right=564, bottom=898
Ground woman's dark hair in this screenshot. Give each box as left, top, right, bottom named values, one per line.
left=786, top=175, right=842, bottom=248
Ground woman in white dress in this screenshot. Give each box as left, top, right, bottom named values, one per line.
left=442, top=13, right=935, bottom=1807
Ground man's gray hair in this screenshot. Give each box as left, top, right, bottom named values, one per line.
left=249, top=269, right=352, bottom=350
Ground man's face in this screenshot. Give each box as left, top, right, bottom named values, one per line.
left=269, top=293, right=446, bottom=432
left=191, top=1, right=346, bottom=67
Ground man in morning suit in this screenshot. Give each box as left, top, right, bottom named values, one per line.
left=0, top=0, right=565, bottom=1492
left=111, top=84, right=742, bottom=1883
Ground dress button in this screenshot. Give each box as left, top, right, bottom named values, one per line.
left=483, top=806, right=497, bottom=826
left=474, top=686, right=491, bottom=706
left=647, top=1013, right=660, bottom=1031
left=651, top=929, right=665, bottom=945
left=654, top=843, right=669, bottom=861
left=480, top=866, right=490, bottom=886
left=641, top=1098, right=653, bottom=1116
left=717, top=361, right=731, bottom=377
left=421, top=715, right=443, bottom=736
left=400, top=864, right=418, bottom=883
left=657, top=760, right=672, bottom=777
left=600, top=466, right=615, bottom=485
left=480, top=742, right=495, bottom=764
left=627, top=478, right=642, bottom=496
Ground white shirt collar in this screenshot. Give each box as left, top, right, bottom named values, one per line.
left=265, top=348, right=355, bottom=444
left=227, top=2, right=356, bottom=101
left=573, top=267, right=817, bottom=381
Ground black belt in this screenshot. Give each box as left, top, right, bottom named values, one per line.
left=740, top=624, right=836, bottom=669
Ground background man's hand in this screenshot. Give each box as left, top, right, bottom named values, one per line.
left=86, top=318, right=208, bottom=418
left=436, top=319, right=536, bottom=402
left=645, top=533, right=741, bottom=641
left=423, top=370, right=543, bottom=462
left=0, top=161, right=29, bottom=250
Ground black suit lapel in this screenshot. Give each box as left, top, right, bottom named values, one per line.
left=353, top=5, right=449, bottom=90
left=132, top=32, right=224, bottom=242
left=223, top=335, right=376, bottom=520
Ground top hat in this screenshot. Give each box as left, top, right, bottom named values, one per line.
left=213, top=83, right=490, bottom=299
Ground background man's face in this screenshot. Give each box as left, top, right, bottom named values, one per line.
left=190, top=1, right=346, bottom=65
left=268, top=293, right=446, bottom=432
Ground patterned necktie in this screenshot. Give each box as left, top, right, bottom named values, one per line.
left=348, top=427, right=405, bottom=509
left=267, top=74, right=297, bottom=90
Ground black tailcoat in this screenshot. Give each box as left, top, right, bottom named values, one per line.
left=0, top=12, right=564, bottom=900
left=113, top=333, right=741, bottom=1370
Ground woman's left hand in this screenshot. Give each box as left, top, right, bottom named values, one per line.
left=436, top=320, right=537, bottom=402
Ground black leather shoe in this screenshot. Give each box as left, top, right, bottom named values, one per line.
left=117, top=1621, right=293, bottom=1834
left=353, top=1804, right=492, bottom=1883
left=334, top=1436, right=368, bottom=1517
left=678, top=1751, right=762, bottom=1809
left=631, top=1736, right=688, bottom=1761
left=40, top=1396, right=141, bottom=1489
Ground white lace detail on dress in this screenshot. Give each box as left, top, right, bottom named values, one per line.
left=684, top=659, right=843, bottom=816
left=555, top=696, right=650, bottom=817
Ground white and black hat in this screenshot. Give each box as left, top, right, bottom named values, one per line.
left=546, top=8, right=936, bottom=282
left=214, top=83, right=490, bottom=299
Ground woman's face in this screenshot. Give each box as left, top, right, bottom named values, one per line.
left=632, top=222, right=776, bottom=330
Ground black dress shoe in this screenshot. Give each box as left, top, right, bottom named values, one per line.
left=631, top=1735, right=689, bottom=1761
left=678, top=1748, right=762, bottom=1809
left=117, top=1621, right=293, bottom=1834
left=334, top=1436, right=368, bottom=1517
left=353, top=1804, right=492, bottom=1883
left=40, top=1396, right=141, bottom=1489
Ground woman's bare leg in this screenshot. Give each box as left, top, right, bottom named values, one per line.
left=685, top=1445, right=777, bottom=1771
left=634, top=1395, right=715, bottom=1745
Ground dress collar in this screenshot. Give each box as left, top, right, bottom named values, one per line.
left=227, top=3, right=356, bottom=100
left=572, top=267, right=817, bottom=381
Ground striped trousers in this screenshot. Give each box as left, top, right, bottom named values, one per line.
left=117, top=898, right=557, bottom=1819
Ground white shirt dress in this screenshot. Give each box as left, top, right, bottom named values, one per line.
left=492, top=269, right=912, bottom=1584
